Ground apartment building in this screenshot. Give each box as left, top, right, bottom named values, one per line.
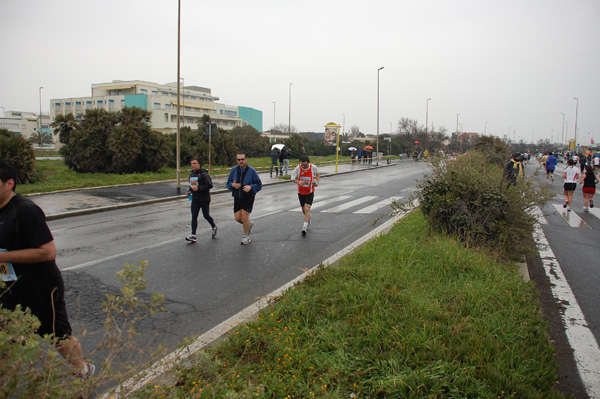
left=50, top=80, right=262, bottom=133
left=0, top=110, right=52, bottom=142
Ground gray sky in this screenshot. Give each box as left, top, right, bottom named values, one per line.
left=2, top=0, right=599, bottom=145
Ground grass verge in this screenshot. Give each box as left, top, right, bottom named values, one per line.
left=21, top=155, right=372, bottom=195
left=135, top=211, right=563, bottom=399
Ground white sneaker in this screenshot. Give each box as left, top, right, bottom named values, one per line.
left=75, top=362, right=96, bottom=380
left=301, top=227, right=307, bottom=236
left=584, top=207, right=589, bottom=212
left=241, top=235, right=251, bottom=245
left=211, top=226, right=217, bottom=238
left=567, top=206, right=571, bottom=212
left=185, top=234, right=197, bottom=242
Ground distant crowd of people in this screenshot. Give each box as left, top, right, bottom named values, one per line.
left=503, top=150, right=600, bottom=213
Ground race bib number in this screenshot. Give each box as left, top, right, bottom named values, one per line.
left=0, top=249, right=17, bottom=282
left=190, top=177, right=199, bottom=187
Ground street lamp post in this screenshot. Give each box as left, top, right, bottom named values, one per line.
left=272, top=102, right=276, bottom=131
left=561, top=112, right=565, bottom=146
left=376, top=66, right=384, bottom=165
left=484, top=121, right=488, bottom=135
left=342, top=113, right=345, bottom=137
left=573, top=97, right=579, bottom=148
left=425, top=98, right=431, bottom=135
left=38, top=87, right=43, bottom=138
left=288, top=83, right=293, bottom=134
left=175, top=0, right=181, bottom=195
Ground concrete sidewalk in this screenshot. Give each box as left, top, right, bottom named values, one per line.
left=28, top=160, right=400, bottom=220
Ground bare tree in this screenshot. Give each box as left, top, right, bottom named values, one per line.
left=350, top=125, right=361, bottom=137
left=272, top=123, right=298, bottom=134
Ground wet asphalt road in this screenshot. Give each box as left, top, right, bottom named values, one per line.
left=43, top=161, right=428, bottom=374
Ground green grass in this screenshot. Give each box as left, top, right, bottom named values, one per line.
left=135, top=211, right=563, bottom=399
left=20, top=155, right=364, bottom=195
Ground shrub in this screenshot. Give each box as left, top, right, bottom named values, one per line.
left=416, top=152, right=553, bottom=256
left=60, top=108, right=169, bottom=174
left=0, top=129, right=42, bottom=184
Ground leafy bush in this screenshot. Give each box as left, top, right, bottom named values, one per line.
left=0, top=261, right=164, bottom=399
left=0, top=129, right=42, bottom=184
left=416, top=152, right=552, bottom=256
left=60, top=107, right=169, bottom=174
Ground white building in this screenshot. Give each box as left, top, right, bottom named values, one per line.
left=50, top=80, right=262, bottom=134
left=0, top=110, right=52, bottom=142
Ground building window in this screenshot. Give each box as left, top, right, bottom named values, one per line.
left=152, top=90, right=158, bottom=95
left=140, top=89, right=147, bottom=94
left=224, top=110, right=237, bottom=116
left=154, top=102, right=161, bottom=109
left=165, top=103, right=171, bottom=109
left=164, top=113, right=169, bottom=122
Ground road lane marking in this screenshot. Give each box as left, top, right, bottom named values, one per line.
left=101, top=207, right=413, bottom=398
left=289, top=195, right=352, bottom=212
left=353, top=196, right=402, bottom=214
left=321, top=196, right=378, bottom=213
left=534, top=208, right=600, bottom=398
left=588, top=208, right=600, bottom=219
left=552, top=204, right=592, bottom=229
left=62, top=238, right=181, bottom=271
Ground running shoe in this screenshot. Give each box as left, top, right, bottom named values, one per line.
left=75, top=362, right=96, bottom=380
left=185, top=234, right=197, bottom=242
left=241, top=235, right=251, bottom=245
left=591, top=200, right=594, bottom=208
left=248, top=221, right=254, bottom=235
left=301, top=227, right=307, bottom=236
left=563, top=201, right=568, bottom=208
left=212, top=226, right=217, bottom=238
left=567, top=206, right=572, bottom=212
left=584, top=207, right=589, bottom=212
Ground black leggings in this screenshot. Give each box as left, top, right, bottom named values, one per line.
left=191, top=200, right=215, bottom=234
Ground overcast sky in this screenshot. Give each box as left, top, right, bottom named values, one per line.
left=2, top=0, right=599, bottom=145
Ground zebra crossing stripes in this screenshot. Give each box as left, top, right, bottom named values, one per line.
left=552, top=204, right=592, bottom=229
left=321, top=196, right=378, bottom=213
left=289, top=195, right=352, bottom=212
left=353, top=197, right=403, bottom=214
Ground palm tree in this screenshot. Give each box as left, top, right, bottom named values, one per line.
left=51, top=113, right=78, bottom=144
left=29, top=131, right=53, bottom=147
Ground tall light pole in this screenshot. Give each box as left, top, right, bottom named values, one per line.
left=484, top=121, right=488, bottom=135
left=38, top=87, right=44, bottom=137
left=342, top=113, right=345, bottom=137
left=573, top=97, right=579, bottom=149
left=288, top=83, right=293, bottom=134
left=425, top=98, right=431, bottom=134
left=456, top=113, right=460, bottom=135
left=561, top=112, right=565, bottom=146
left=376, top=66, right=384, bottom=165
left=175, top=0, right=181, bottom=194
left=272, top=101, right=276, bottom=131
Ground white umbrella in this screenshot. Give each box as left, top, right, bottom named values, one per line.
left=271, top=144, right=285, bottom=150
left=348, top=147, right=357, bottom=151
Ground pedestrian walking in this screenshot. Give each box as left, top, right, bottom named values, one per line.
left=280, top=148, right=291, bottom=176
left=0, top=160, right=95, bottom=379
left=545, top=152, right=558, bottom=182
left=226, top=153, right=262, bottom=245
left=186, top=157, right=217, bottom=242
left=562, top=158, right=580, bottom=212
left=270, top=148, right=280, bottom=177
left=593, top=154, right=600, bottom=173
left=579, top=164, right=599, bottom=212
left=291, top=155, right=320, bottom=236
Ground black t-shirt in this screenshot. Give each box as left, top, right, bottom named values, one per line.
left=0, top=194, right=63, bottom=306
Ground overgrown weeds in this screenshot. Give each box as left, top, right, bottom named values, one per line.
left=415, top=152, right=553, bottom=258
left=0, top=260, right=164, bottom=399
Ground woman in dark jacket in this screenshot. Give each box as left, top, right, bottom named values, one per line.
left=186, top=157, right=217, bottom=242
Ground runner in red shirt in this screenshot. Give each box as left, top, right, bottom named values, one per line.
left=291, top=156, right=320, bottom=236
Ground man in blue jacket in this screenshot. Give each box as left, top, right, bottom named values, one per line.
left=226, top=153, right=262, bottom=245
left=545, top=152, right=558, bottom=182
